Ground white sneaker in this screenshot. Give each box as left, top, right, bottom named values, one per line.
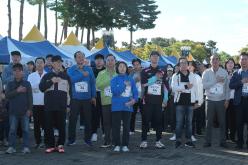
left=54, top=129, right=59, bottom=136
left=191, top=135, right=197, bottom=142
left=41, top=129, right=44, bottom=137
left=22, top=147, right=31, bottom=154
left=6, top=147, right=16, bottom=154
left=79, top=126, right=85, bottom=130
left=139, top=141, right=148, bottom=149
left=91, top=133, right=98, bottom=142
left=122, top=146, right=129, bottom=152
left=155, top=141, right=165, bottom=149
left=113, top=146, right=121, bottom=152
left=129, top=132, right=135, bottom=135
left=169, top=134, right=176, bottom=141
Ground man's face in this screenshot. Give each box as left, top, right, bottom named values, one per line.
left=118, top=63, right=127, bottom=74
left=13, top=68, right=23, bottom=79
left=11, top=55, right=21, bottom=64
left=106, top=56, right=116, bottom=68
left=35, top=59, right=45, bottom=71
left=210, top=55, right=220, bottom=68
left=132, top=61, right=141, bottom=70
left=46, top=57, right=52, bottom=66
left=52, top=60, right=62, bottom=71
left=27, top=64, right=34, bottom=72
left=95, top=58, right=104, bottom=68
left=150, top=55, right=159, bottom=64
left=240, top=55, right=248, bottom=69
left=179, top=59, right=188, bottom=72
left=75, top=52, right=85, bottom=65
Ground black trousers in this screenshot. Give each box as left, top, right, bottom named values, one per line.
left=91, top=91, right=103, bottom=134
left=44, top=110, right=66, bottom=148
left=112, top=111, right=131, bottom=146
left=225, top=99, right=236, bottom=140
left=130, top=99, right=143, bottom=132
left=192, top=107, right=203, bottom=135
left=33, top=105, right=45, bottom=145
left=236, top=97, right=248, bottom=146
left=163, top=96, right=175, bottom=132
left=68, top=99, right=92, bottom=142
left=142, top=103, right=163, bottom=141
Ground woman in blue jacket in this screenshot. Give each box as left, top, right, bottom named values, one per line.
left=110, top=61, right=138, bottom=152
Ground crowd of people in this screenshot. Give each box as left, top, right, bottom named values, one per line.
left=0, top=50, right=248, bottom=154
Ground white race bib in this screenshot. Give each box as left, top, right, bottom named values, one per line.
left=242, top=83, right=248, bottom=93
left=148, top=83, right=161, bottom=95
left=121, top=86, right=132, bottom=97
left=104, top=86, right=112, bottom=97
left=210, top=83, right=223, bottom=95
left=75, top=82, right=88, bottom=92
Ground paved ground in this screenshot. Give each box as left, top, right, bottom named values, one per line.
left=0, top=115, right=248, bottom=165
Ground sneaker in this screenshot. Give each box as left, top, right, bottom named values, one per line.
left=185, top=141, right=195, bottom=148
left=41, top=129, right=44, bottom=137
left=113, top=146, right=120, bottom=152
left=45, top=147, right=56, bottom=153
left=122, top=146, right=129, bottom=152
left=67, top=140, right=76, bottom=146
left=6, top=147, right=16, bottom=154
left=155, top=141, right=165, bottom=149
left=175, top=141, right=182, bottom=148
left=57, top=145, right=65, bottom=153
left=91, top=133, right=98, bottom=142
left=203, top=142, right=211, bottom=147
left=169, top=134, right=176, bottom=141
left=4, top=140, right=9, bottom=147
left=139, top=141, right=148, bottom=149
left=35, top=143, right=45, bottom=149
left=54, top=129, right=59, bottom=136
left=22, top=147, right=31, bottom=154
left=100, top=142, right=111, bottom=148
left=191, top=135, right=197, bottom=142
left=129, top=132, right=135, bottom=135
left=85, top=140, right=92, bottom=147
left=79, top=125, right=85, bottom=130
left=147, top=131, right=151, bottom=136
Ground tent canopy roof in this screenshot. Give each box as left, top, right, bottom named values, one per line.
left=62, top=32, right=81, bottom=46
left=22, top=25, right=45, bottom=42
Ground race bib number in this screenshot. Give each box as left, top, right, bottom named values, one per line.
left=210, top=83, right=223, bottom=95
left=148, top=83, right=161, bottom=95
left=104, top=86, right=112, bottom=97
left=242, top=83, right=248, bottom=93
left=75, top=82, right=88, bottom=92
left=121, top=86, right=132, bottom=97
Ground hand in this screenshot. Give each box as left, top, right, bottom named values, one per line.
left=224, top=100, right=229, bottom=110
left=216, top=76, right=225, bottom=83
left=156, top=72, right=163, bottom=79
left=66, top=107, right=70, bottom=113
left=51, top=77, right=58, bottom=83
left=91, top=98, right=96, bottom=106
left=82, top=71, right=89, bottom=77
left=26, top=110, right=32, bottom=117
left=124, top=81, right=130, bottom=86
left=125, top=99, right=135, bottom=107
left=241, top=78, right=248, bottom=84
left=16, top=86, right=27, bottom=93
left=162, top=102, right=167, bottom=108
left=56, top=77, right=62, bottom=83
left=135, top=76, right=141, bottom=82
left=193, top=103, right=200, bottom=110
left=187, top=83, right=193, bottom=89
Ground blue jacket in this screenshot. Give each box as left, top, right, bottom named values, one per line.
left=229, top=69, right=248, bottom=105
left=111, top=74, right=138, bottom=112
left=67, top=65, right=96, bottom=100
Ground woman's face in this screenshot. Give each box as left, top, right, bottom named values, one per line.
left=226, top=60, right=234, bottom=71
left=118, top=63, right=127, bottom=74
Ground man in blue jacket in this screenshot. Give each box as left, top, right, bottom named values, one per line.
left=229, top=52, right=248, bottom=149
left=67, top=51, right=96, bottom=146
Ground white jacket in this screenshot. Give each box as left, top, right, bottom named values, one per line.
left=171, top=72, right=203, bottom=105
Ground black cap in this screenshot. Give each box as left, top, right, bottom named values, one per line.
left=132, top=58, right=141, bottom=65
left=95, top=54, right=104, bottom=60
left=52, top=55, right=63, bottom=62
left=26, top=61, right=35, bottom=65
left=11, top=51, right=21, bottom=57
left=150, top=51, right=160, bottom=57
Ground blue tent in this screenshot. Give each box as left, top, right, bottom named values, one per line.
left=160, top=55, right=177, bottom=66
left=0, top=37, right=71, bottom=64
left=87, top=47, right=132, bottom=66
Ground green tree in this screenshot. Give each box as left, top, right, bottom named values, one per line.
left=7, top=0, right=12, bottom=38
left=27, top=0, right=43, bottom=30
left=136, top=38, right=147, bottom=47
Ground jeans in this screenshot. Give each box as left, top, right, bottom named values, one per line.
left=8, top=115, right=29, bottom=148
left=175, top=105, right=193, bottom=141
